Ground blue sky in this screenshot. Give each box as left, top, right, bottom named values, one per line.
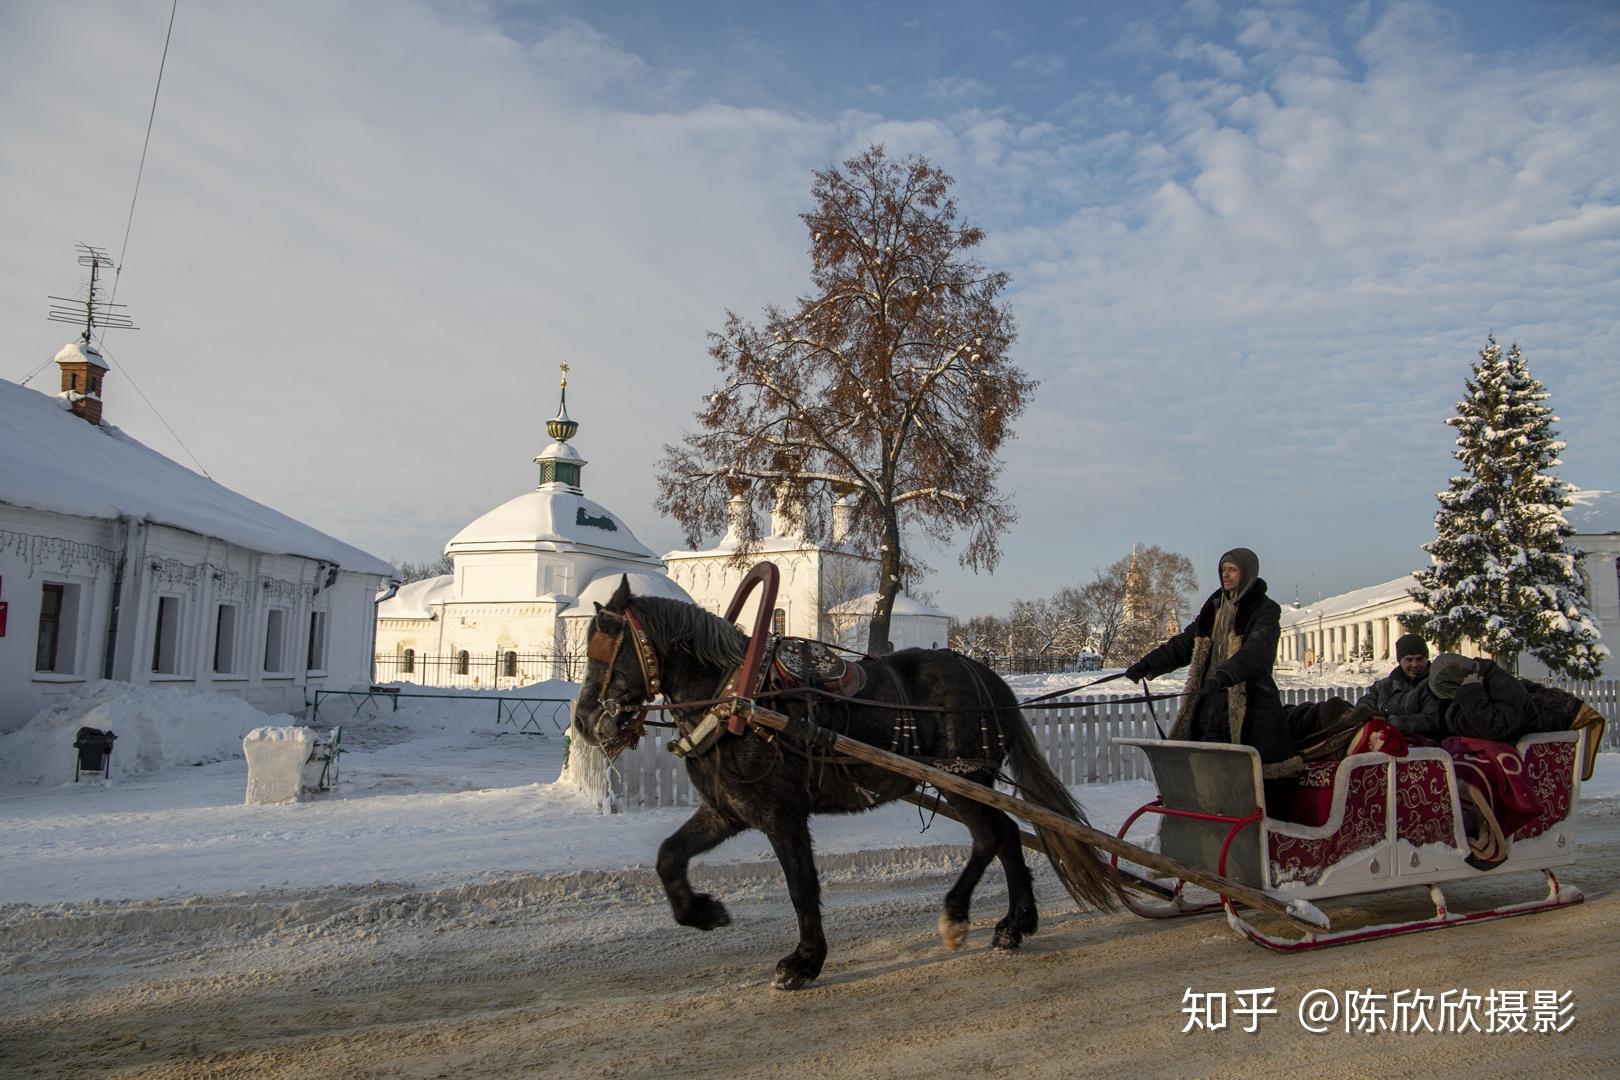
left=2, top=0, right=1618, bottom=617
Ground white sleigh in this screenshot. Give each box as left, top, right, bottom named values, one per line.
left=1112, top=730, right=1588, bottom=951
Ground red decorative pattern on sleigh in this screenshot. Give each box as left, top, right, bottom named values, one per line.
left=1260, top=733, right=1581, bottom=895
left=1113, top=729, right=1590, bottom=950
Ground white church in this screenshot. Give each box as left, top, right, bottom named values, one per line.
left=375, top=369, right=949, bottom=686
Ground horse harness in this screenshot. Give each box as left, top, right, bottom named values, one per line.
left=588, top=602, right=1006, bottom=776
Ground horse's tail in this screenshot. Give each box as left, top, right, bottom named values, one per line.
left=991, top=679, right=1120, bottom=912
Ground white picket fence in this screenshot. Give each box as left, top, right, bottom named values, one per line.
left=577, top=681, right=1620, bottom=813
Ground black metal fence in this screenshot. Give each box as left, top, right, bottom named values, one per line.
left=373, top=651, right=585, bottom=689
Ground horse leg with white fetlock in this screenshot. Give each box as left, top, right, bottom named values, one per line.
left=939, top=791, right=1037, bottom=951
left=657, top=801, right=743, bottom=931
left=761, top=814, right=827, bottom=990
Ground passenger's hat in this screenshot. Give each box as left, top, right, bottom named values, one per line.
left=1394, top=634, right=1429, bottom=661
left=1427, top=652, right=1476, bottom=699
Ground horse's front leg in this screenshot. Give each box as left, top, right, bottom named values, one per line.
left=657, top=801, right=743, bottom=931
left=762, top=815, right=826, bottom=990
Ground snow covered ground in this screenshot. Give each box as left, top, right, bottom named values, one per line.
left=0, top=677, right=1163, bottom=908
left=1, top=673, right=1612, bottom=910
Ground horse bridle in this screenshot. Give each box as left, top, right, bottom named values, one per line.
left=586, top=604, right=662, bottom=746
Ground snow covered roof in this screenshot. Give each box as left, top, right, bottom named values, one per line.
left=446, top=488, right=658, bottom=561
left=828, top=592, right=949, bottom=618
left=0, top=375, right=395, bottom=577
left=1279, top=575, right=1420, bottom=627
left=560, top=566, right=695, bottom=617
left=1567, top=489, right=1620, bottom=534
left=377, top=574, right=453, bottom=619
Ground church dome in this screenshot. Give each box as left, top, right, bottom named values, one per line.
left=446, top=489, right=658, bottom=560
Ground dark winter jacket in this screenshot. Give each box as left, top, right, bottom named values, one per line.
left=1357, top=666, right=1448, bottom=738
left=1446, top=660, right=1561, bottom=743
left=1129, top=579, right=1288, bottom=763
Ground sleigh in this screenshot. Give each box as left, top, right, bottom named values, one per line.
left=1111, top=730, right=1591, bottom=951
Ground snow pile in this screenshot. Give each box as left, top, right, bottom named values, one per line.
left=0, top=681, right=290, bottom=786
left=243, top=725, right=319, bottom=804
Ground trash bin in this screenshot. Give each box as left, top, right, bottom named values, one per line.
left=73, top=726, right=117, bottom=781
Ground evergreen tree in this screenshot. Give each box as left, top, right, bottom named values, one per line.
left=1408, top=336, right=1607, bottom=676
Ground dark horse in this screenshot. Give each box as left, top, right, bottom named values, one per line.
left=572, top=578, right=1117, bottom=990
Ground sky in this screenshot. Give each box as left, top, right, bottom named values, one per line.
left=2, top=0, right=1618, bottom=619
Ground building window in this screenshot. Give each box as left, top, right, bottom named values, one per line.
left=264, top=608, right=288, bottom=673
left=402, top=648, right=416, bottom=674
left=504, top=650, right=518, bottom=677
left=456, top=650, right=470, bottom=675
left=772, top=608, right=786, bottom=637
left=306, top=610, right=327, bottom=672
left=151, top=596, right=182, bottom=674
left=213, top=604, right=240, bottom=673
left=36, top=582, right=84, bottom=674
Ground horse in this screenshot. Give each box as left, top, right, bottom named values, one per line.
left=571, top=577, right=1118, bottom=990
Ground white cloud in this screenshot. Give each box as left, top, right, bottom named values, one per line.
left=1013, top=53, right=1065, bottom=78
left=926, top=75, right=993, bottom=101
left=1, top=0, right=1614, bottom=616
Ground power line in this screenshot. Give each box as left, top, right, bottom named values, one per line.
left=113, top=0, right=178, bottom=301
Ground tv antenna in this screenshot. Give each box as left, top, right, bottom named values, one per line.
left=47, top=243, right=138, bottom=345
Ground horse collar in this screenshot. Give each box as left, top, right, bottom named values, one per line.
left=623, top=605, right=662, bottom=697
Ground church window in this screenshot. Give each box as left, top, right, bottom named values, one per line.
left=772, top=608, right=786, bottom=636
left=456, top=650, right=470, bottom=675
left=402, top=648, right=415, bottom=673
left=504, top=651, right=518, bottom=677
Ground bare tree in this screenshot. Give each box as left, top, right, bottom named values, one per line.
left=391, top=553, right=453, bottom=583
left=657, top=145, right=1033, bottom=651
left=948, top=613, right=1002, bottom=659
left=1112, top=545, right=1199, bottom=662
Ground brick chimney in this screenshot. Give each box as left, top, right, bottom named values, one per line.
left=56, top=339, right=108, bottom=425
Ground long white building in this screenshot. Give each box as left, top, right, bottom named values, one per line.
left=1, top=339, right=396, bottom=734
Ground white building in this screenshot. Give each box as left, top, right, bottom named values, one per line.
left=827, top=591, right=951, bottom=652
left=1277, top=576, right=1423, bottom=674
left=374, top=372, right=692, bottom=685
left=1, top=339, right=396, bottom=734
left=1555, top=488, right=1620, bottom=678
left=1279, top=490, right=1620, bottom=678
left=662, top=491, right=880, bottom=642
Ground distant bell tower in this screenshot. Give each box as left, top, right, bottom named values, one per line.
left=535, top=362, right=587, bottom=493
left=47, top=244, right=136, bottom=426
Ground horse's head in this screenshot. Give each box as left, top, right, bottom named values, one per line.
left=573, top=575, right=660, bottom=755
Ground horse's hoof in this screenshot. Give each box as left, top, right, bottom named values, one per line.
left=682, top=894, right=732, bottom=931
left=992, top=924, right=1023, bottom=950
left=772, top=968, right=809, bottom=991
left=939, top=913, right=970, bottom=951
left=1016, top=907, right=1039, bottom=935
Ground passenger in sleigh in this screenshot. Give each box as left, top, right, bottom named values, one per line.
left=1123, top=547, right=1295, bottom=775
left=1355, top=634, right=1447, bottom=737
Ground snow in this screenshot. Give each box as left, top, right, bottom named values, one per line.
left=1567, top=488, right=1620, bottom=534
left=2, top=675, right=1612, bottom=911
left=0, top=678, right=1156, bottom=908
left=0, top=374, right=395, bottom=577
left=445, top=486, right=663, bottom=563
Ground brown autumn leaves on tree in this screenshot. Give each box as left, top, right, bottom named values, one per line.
left=657, top=146, right=1033, bottom=651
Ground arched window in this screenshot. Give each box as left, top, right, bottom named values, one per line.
left=456, top=650, right=470, bottom=675
left=504, top=650, right=518, bottom=677
left=772, top=608, right=786, bottom=637
left=402, top=648, right=415, bottom=674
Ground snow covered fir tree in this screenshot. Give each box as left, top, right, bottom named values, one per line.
left=1408, top=336, right=1607, bottom=678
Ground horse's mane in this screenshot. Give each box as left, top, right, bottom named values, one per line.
left=627, top=595, right=749, bottom=670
